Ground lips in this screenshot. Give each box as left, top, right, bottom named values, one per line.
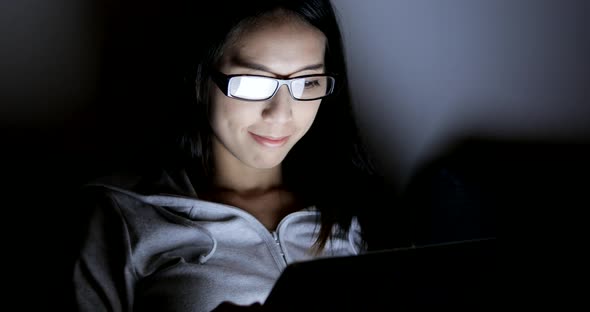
left=249, top=132, right=290, bottom=147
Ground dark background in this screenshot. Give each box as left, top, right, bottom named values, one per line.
left=2, top=0, right=588, bottom=309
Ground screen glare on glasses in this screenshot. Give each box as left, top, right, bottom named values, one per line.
left=212, top=71, right=336, bottom=101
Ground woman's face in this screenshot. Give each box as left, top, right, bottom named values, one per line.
left=209, top=15, right=326, bottom=169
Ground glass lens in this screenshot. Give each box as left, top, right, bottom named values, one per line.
left=229, top=76, right=278, bottom=100
left=291, top=76, right=333, bottom=100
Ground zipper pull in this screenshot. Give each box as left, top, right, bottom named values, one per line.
left=271, top=231, right=287, bottom=264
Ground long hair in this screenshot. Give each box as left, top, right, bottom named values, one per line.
left=157, top=0, right=385, bottom=249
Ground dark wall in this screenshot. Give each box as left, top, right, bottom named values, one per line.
left=1, top=1, right=172, bottom=310
left=335, top=0, right=590, bottom=185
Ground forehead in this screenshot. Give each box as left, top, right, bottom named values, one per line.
left=220, top=13, right=327, bottom=75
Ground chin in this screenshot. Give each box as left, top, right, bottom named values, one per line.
left=250, top=156, right=285, bottom=170
left=254, top=161, right=282, bottom=170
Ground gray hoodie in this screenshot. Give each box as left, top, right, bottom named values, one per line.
left=73, top=170, right=363, bottom=312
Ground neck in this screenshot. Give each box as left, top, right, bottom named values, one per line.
left=200, top=138, right=305, bottom=230
left=212, top=166, right=283, bottom=194
left=210, top=140, right=283, bottom=194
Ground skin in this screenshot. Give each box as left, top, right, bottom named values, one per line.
left=203, top=13, right=327, bottom=231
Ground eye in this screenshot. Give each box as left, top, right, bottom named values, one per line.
left=304, top=79, right=321, bottom=89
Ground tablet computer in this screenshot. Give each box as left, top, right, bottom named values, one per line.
left=264, top=237, right=497, bottom=311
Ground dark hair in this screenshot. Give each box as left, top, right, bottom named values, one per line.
left=157, top=0, right=384, bottom=249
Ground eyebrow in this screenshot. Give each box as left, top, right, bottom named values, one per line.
left=229, top=56, right=325, bottom=76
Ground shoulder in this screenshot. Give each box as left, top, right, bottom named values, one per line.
left=75, top=171, right=146, bottom=217
left=74, top=168, right=176, bottom=227
left=81, top=167, right=198, bottom=198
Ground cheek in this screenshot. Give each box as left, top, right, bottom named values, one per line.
left=210, top=92, right=239, bottom=135
left=211, top=96, right=260, bottom=134
left=209, top=98, right=224, bottom=133
left=296, top=102, right=321, bottom=130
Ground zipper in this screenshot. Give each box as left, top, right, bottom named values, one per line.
left=271, top=209, right=319, bottom=266
left=271, top=230, right=287, bottom=265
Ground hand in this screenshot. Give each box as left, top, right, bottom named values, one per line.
left=211, top=301, right=267, bottom=312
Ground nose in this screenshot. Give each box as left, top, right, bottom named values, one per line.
left=262, top=85, right=293, bottom=123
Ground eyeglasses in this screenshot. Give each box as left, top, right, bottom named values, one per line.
left=211, top=71, right=336, bottom=101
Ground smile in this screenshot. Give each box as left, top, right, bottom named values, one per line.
left=249, top=133, right=290, bottom=147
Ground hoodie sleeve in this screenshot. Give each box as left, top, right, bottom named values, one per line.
left=73, top=189, right=137, bottom=312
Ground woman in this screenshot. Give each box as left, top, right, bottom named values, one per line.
left=73, top=0, right=393, bottom=310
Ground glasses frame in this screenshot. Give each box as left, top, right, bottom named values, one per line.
left=211, top=71, right=336, bottom=101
